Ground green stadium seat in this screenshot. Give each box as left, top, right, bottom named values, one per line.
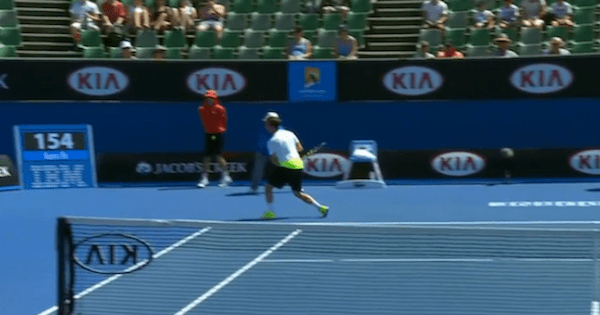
left=466, top=45, right=490, bottom=57
left=274, top=12, right=294, bottom=31
left=572, top=24, right=593, bottom=42
left=109, top=47, right=122, bottom=58
left=188, top=46, right=212, bottom=59
left=0, top=10, right=17, bottom=27
left=304, top=30, right=317, bottom=42
left=225, top=13, right=247, bottom=31
left=496, top=27, right=518, bottom=42
left=298, top=13, right=319, bottom=31
left=168, top=0, right=179, bottom=6
left=231, top=0, right=252, bottom=13
left=447, top=11, right=468, bottom=28
left=347, top=12, right=368, bottom=30
left=212, top=45, right=236, bottom=59
left=163, top=29, right=186, bottom=48
left=220, top=29, right=241, bottom=47
left=262, top=46, right=285, bottom=59
left=545, top=25, right=568, bottom=41
left=81, top=29, right=102, bottom=47
left=481, top=0, right=500, bottom=9
left=0, top=44, right=16, bottom=57
left=350, top=0, right=371, bottom=13
left=574, top=0, right=595, bottom=7
left=216, top=0, right=230, bottom=9
left=518, top=43, right=542, bottom=56
left=349, top=29, right=365, bottom=48
left=470, top=28, right=491, bottom=45
left=134, top=29, right=158, bottom=47
left=519, top=27, right=542, bottom=44
left=166, top=47, right=182, bottom=59
left=0, top=27, right=20, bottom=46
left=446, top=28, right=466, bottom=47
left=573, top=7, right=594, bottom=24
left=280, top=0, right=300, bottom=14
left=193, top=30, right=217, bottom=47
left=448, top=0, right=473, bottom=11
left=322, top=13, right=342, bottom=30
left=317, top=28, right=337, bottom=47
left=136, top=47, right=155, bottom=59
left=570, top=41, right=594, bottom=53
left=268, top=28, right=288, bottom=47
left=243, top=29, right=265, bottom=48
left=144, top=0, right=155, bottom=9
left=83, top=46, right=106, bottom=58
left=237, top=46, right=260, bottom=59
left=250, top=12, right=272, bottom=31
left=312, top=46, right=333, bottom=58
left=256, top=0, right=277, bottom=13
left=419, top=28, right=442, bottom=48
left=0, top=0, right=14, bottom=10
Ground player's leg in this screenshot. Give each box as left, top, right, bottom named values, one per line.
left=290, top=169, right=328, bottom=217
left=215, top=133, right=232, bottom=187
left=250, top=152, right=267, bottom=193
left=263, top=167, right=285, bottom=218
left=198, top=133, right=214, bottom=188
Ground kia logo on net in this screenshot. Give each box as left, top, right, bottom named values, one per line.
left=431, top=152, right=486, bottom=176
left=303, top=153, right=350, bottom=178
left=510, top=63, right=573, bottom=94
left=187, top=67, right=246, bottom=96
left=68, top=67, right=129, bottom=96
left=382, top=66, right=443, bottom=96
left=73, top=233, right=154, bottom=274
left=570, top=150, right=600, bottom=175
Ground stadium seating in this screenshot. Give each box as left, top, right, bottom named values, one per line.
left=237, top=46, right=260, bottom=59
left=573, top=7, right=594, bottom=24
left=298, top=13, right=319, bottom=31
left=573, top=0, right=595, bottom=8
left=350, top=0, right=371, bottom=13
left=520, top=27, right=542, bottom=45
left=0, top=0, right=14, bottom=10
left=134, top=29, right=158, bottom=48
left=312, top=46, right=333, bottom=59
left=0, top=27, right=21, bottom=46
left=83, top=47, right=106, bottom=58
left=446, top=28, right=466, bottom=47
left=262, top=46, right=285, bottom=59
left=279, top=0, right=300, bottom=13
left=347, top=12, right=368, bottom=30
left=447, top=11, right=469, bottom=28
left=188, top=46, right=211, bottom=59
left=322, top=13, right=343, bottom=30
left=570, top=41, right=594, bottom=53
left=225, top=12, right=248, bottom=31
left=466, top=45, right=490, bottom=57
left=212, top=46, right=236, bottom=59
left=136, top=47, right=155, bottom=59
left=497, top=27, right=518, bottom=42
left=250, top=12, right=271, bottom=31
left=0, top=9, right=17, bottom=27
left=256, top=0, right=277, bottom=13
left=267, top=29, right=288, bottom=48
left=350, top=29, right=365, bottom=48
left=81, top=29, right=102, bottom=47
left=243, top=29, right=265, bottom=48
left=165, top=47, right=182, bottom=59
left=231, top=0, right=252, bottom=13
left=448, top=0, right=473, bottom=12
left=220, top=29, right=241, bottom=47
left=572, top=24, right=594, bottom=42
left=163, top=29, right=187, bottom=49
left=0, top=44, right=17, bottom=57
left=469, top=28, right=491, bottom=46
left=109, top=47, right=123, bottom=58
left=193, top=30, right=217, bottom=48
left=317, top=29, right=337, bottom=48
left=545, top=26, right=568, bottom=41
left=419, top=29, right=442, bottom=49
left=273, top=12, right=294, bottom=31
left=518, top=43, right=542, bottom=56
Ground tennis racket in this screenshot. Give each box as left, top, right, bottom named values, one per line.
left=301, top=142, right=327, bottom=158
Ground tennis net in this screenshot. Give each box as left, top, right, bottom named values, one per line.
left=57, top=217, right=600, bottom=315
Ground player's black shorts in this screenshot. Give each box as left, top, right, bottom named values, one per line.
left=205, top=133, right=224, bottom=156
left=268, top=166, right=303, bottom=192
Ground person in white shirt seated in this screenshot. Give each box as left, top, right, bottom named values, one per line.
left=421, top=0, right=448, bottom=30
left=520, top=0, right=546, bottom=29
left=69, top=0, right=101, bottom=50
left=544, top=37, right=571, bottom=55
left=549, top=0, right=573, bottom=29
left=473, top=0, right=495, bottom=29
left=411, top=40, right=435, bottom=59
left=498, top=0, right=520, bottom=30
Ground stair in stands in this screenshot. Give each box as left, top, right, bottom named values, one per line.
left=15, top=0, right=77, bottom=58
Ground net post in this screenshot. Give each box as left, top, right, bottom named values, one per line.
left=57, top=217, right=74, bottom=315
left=593, top=228, right=600, bottom=315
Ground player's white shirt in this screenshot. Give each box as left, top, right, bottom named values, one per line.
left=267, top=129, right=301, bottom=163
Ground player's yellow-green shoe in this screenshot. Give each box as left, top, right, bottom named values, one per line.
left=319, top=206, right=329, bottom=218
left=262, top=210, right=276, bottom=220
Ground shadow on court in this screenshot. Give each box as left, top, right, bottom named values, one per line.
left=236, top=215, right=323, bottom=222
left=585, top=188, right=600, bottom=192
left=226, top=191, right=293, bottom=197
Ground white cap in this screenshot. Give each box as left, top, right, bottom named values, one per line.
left=120, top=41, right=133, bottom=50
left=262, top=112, right=280, bottom=121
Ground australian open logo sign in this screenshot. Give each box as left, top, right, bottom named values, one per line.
left=73, top=233, right=154, bottom=274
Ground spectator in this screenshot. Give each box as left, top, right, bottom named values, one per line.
left=197, top=0, right=226, bottom=40
left=498, top=0, right=520, bottom=29
left=130, top=0, right=151, bottom=31
left=69, top=0, right=101, bottom=50
left=520, top=0, right=546, bottom=28
left=412, top=40, right=435, bottom=59
left=286, top=26, right=313, bottom=60
left=153, top=45, right=167, bottom=59
left=473, top=0, right=495, bottom=29
left=544, top=36, right=570, bottom=55
left=304, top=0, right=322, bottom=13
left=151, top=0, right=174, bottom=31
left=120, top=40, right=137, bottom=59
left=173, top=0, right=198, bottom=30
left=493, top=33, right=518, bottom=57
left=321, top=0, right=351, bottom=19
left=422, top=0, right=448, bottom=30
left=102, top=0, right=126, bottom=33
left=549, top=0, right=573, bottom=29
left=436, top=40, right=464, bottom=58
left=333, top=25, right=358, bottom=59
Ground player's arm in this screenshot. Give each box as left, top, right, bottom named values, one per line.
left=270, top=153, right=279, bottom=165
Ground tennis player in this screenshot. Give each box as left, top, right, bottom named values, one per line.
left=263, top=112, right=329, bottom=218
left=197, top=90, right=232, bottom=188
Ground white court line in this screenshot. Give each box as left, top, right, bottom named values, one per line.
left=258, top=258, right=595, bottom=263
left=340, top=258, right=495, bottom=262
left=174, top=229, right=302, bottom=315
left=37, top=227, right=212, bottom=315
left=262, top=259, right=334, bottom=263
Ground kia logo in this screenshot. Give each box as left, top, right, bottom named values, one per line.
left=510, top=63, right=573, bottom=94
left=570, top=150, right=600, bottom=175
left=382, top=66, right=443, bottom=96
left=0, top=73, right=8, bottom=89
left=431, top=152, right=486, bottom=177
left=68, top=67, right=129, bottom=96
left=187, top=67, right=246, bottom=96
left=303, top=153, right=350, bottom=178
left=73, top=233, right=154, bottom=274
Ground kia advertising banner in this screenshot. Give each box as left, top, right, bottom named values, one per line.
left=0, top=60, right=287, bottom=101
left=337, top=57, right=594, bottom=101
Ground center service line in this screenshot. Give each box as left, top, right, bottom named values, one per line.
left=174, top=229, right=303, bottom=315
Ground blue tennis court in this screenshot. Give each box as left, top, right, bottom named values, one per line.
left=4, top=181, right=600, bottom=315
